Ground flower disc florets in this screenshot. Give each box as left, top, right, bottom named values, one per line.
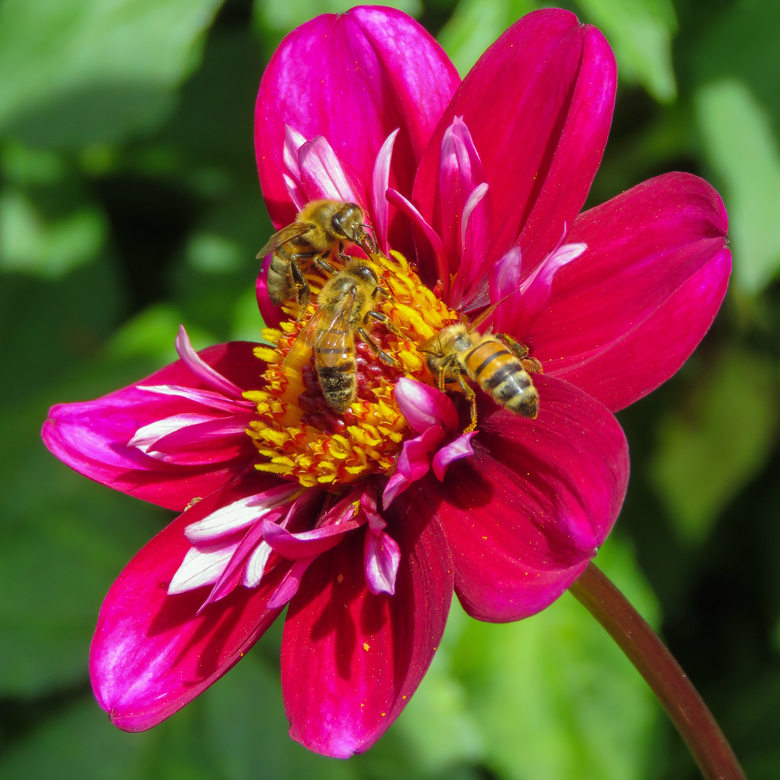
left=245, top=250, right=459, bottom=488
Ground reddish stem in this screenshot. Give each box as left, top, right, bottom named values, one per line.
left=569, top=562, right=745, bottom=780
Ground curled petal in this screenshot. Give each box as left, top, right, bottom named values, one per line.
left=360, top=484, right=386, bottom=533
left=146, top=415, right=255, bottom=463
left=394, top=377, right=459, bottom=434
left=529, top=172, right=731, bottom=411
left=432, top=431, right=476, bottom=480
left=386, top=188, right=449, bottom=297
left=383, top=426, right=443, bottom=509
left=492, top=240, right=586, bottom=336
left=283, top=125, right=306, bottom=183
left=135, top=385, right=253, bottom=415
left=413, top=10, right=616, bottom=279
left=364, top=530, right=401, bottom=596
left=262, top=518, right=362, bottom=560
left=451, top=181, right=492, bottom=306
left=244, top=541, right=273, bottom=588
left=297, top=136, right=361, bottom=204
left=175, top=326, right=246, bottom=400
left=268, top=556, right=317, bottom=609
left=255, top=6, right=459, bottom=254
left=421, top=375, right=628, bottom=623
left=372, top=129, right=400, bottom=254
left=282, top=510, right=452, bottom=757
left=90, top=474, right=289, bottom=731
left=129, top=413, right=219, bottom=454
left=42, top=342, right=263, bottom=511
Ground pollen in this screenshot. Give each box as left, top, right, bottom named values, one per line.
left=245, top=251, right=459, bottom=488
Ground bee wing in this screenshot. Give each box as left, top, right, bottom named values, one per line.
left=417, top=332, right=443, bottom=355
left=256, top=223, right=307, bottom=259
left=308, top=289, right=357, bottom=368
left=281, top=294, right=355, bottom=369
left=468, top=289, right=517, bottom=332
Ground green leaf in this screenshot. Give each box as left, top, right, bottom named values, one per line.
left=0, top=187, right=106, bottom=277
left=696, top=79, right=780, bottom=293
left=0, top=698, right=153, bottom=780
left=573, top=0, right=677, bottom=102
left=650, top=347, right=779, bottom=545
left=0, top=0, right=224, bottom=148
left=437, top=0, right=536, bottom=78
left=450, top=537, right=660, bottom=780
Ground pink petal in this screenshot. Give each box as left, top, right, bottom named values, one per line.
left=360, top=484, right=386, bottom=532
left=432, top=431, right=476, bottom=480
left=386, top=188, right=448, bottom=297
left=372, top=129, right=400, bottom=254
left=90, top=474, right=289, bottom=731
left=491, top=240, right=586, bottom=337
left=256, top=255, right=283, bottom=330
left=262, top=518, right=362, bottom=560
left=394, top=377, right=459, bottom=434
left=423, top=375, right=628, bottom=623
left=382, top=426, right=443, bottom=509
left=42, top=342, right=263, bottom=511
left=364, top=530, right=401, bottom=596
left=281, top=508, right=453, bottom=757
left=268, top=556, right=317, bottom=610
left=413, top=9, right=616, bottom=281
left=145, top=415, right=255, bottom=464
left=255, top=6, right=459, bottom=261
left=184, top=482, right=301, bottom=544
left=451, top=182, right=492, bottom=307
left=175, top=326, right=246, bottom=400
left=135, top=384, right=253, bottom=415
left=128, top=413, right=220, bottom=454
left=528, top=172, right=730, bottom=411
left=297, top=136, right=361, bottom=204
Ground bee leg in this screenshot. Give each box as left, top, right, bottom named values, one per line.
left=290, top=260, right=310, bottom=315
left=454, top=370, right=479, bottom=433
left=314, top=257, right=337, bottom=275
left=364, top=309, right=402, bottom=337
left=497, top=333, right=542, bottom=373
left=356, top=327, right=399, bottom=368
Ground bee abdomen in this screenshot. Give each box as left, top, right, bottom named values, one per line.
left=317, top=363, right=356, bottom=414
left=466, top=343, right=539, bottom=419
left=267, top=254, right=294, bottom=305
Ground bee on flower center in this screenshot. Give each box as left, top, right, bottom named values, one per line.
left=418, top=320, right=541, bottom=432
left=257, top=199, right=375, bottom=310
left=283, top=259, right=402, bottom=414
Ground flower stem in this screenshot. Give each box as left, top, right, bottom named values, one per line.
left=569, top=562, right=745, bottom=780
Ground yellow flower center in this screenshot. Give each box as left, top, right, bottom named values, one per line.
left=244, top=251, right=459, bottom=488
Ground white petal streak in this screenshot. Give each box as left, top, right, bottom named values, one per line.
left=243, top=541, right=273, bottom=588
left=184, top=484, right=300, bottom=544
left=135, top=384, right=253, bottom=413
left=168, top=543, right=239, bottom=595
left=175, top=325, right=245, bottom=399
left=128, top=414, right=216, bottom=457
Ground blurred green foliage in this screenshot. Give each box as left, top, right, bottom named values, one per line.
left=1, top=0, right=779, bottom=778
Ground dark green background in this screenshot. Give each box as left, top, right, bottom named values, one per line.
left=1, top=0, right=778, bottom=777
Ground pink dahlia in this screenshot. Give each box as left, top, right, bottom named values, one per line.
left=42, top=6, right=729, bottom=759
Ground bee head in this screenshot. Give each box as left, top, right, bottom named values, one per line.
left=331, top=204, right=364, bottom=240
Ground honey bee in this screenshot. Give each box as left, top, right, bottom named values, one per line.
left=417, top=315, right=541, bottom=432
left=283, top=260, right=400, bottom=413
left=257, top=200, right=375, bottom=310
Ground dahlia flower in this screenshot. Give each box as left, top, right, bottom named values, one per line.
left=42, top=6, right=729, bottom=759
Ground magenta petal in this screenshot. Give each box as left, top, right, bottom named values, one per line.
left=413, top=9, right=616, bottom=276
left=268, top=556, right=317, bottom=610
left=364, top=530, right=401, bottom=596
left=90, top=474, right=289, bottom=731
left=426, top=375, right=628, bottom=622
left=360, top=485, right=386, bottom=532
left=42, top=342, right=263, bottom=511
left=383, top=426, right=443, bottom=508
left=146, top=415, right=254, bottom=463
left=529, top=173, right=731, bottom=411
left=432, top=431, right=476, bottom=480
left=256, top=255, right=283, bottom=330
left=297, top=136, right=361, bottom=204
left=281, top=507, right=453, bottom=757
left=262, top=518, right=362, bottom=560
left=372, top=129, right=400, bottom=254
left=255, top=6, right=459, bottom=251
left=394, top=377, right=459, bottom=434
left=175, top=326, right=246, bottom=400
